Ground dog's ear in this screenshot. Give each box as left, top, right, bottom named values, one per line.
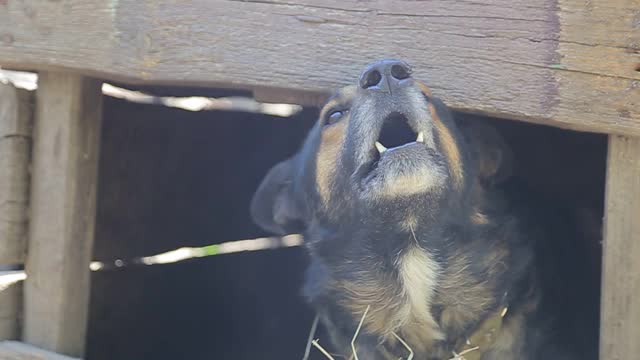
left=250, top=158, right=303, bottom=235
left=469, top=122, right=514, bottom=185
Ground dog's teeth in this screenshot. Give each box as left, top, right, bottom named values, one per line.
left=416, top=132, right=425, bottom=143
left=375, top=142, right=387, bottom=154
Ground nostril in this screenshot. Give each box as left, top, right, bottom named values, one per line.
left=361, top=69, right=382, bottom=89
left=391, top=64, right=411, bottom=80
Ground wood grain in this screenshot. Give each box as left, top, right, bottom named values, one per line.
left=600, top=135, right=640, bottom=360
left=0, top=84, right=32, bottom=264
left=0, top=341, right=80, bottom=360
left=23, top=73, right=102, bottom=357
left=0, top=0, right=638, bottom=134
left=0, top=272, right=23, bottom=340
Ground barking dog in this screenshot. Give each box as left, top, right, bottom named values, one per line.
left=251, top=60, right=593, bottom=359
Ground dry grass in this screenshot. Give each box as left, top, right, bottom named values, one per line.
left=350, top=305, right=370, bottom=360
left=393, top=332, right=414, bottom=360
left=304, top=305, right=417, bottom=360
left=448, top=346, right=479, bottom=360
left=303, top=315, right=320, bottom=360
left=311, top=340, right=336, bottom=360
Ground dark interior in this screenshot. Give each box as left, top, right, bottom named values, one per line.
left=86, top=90, right=606, bottom=360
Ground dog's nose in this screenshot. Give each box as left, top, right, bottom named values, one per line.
left=359, top=59, right=412, bottom=92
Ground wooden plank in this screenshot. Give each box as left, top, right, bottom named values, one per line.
left=0, top=341, right=80, bottom=360
left=0, top=272, right=24, bottom=340
left=600, top=135, right=640, bottom=360
left=0, top=84, right=32, bottom=264
left=0, top=1, right=638, bottom=135
left=24, top=73, right=102, bottom=357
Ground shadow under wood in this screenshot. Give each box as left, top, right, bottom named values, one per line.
left=87, top=248, right=325, bottom=360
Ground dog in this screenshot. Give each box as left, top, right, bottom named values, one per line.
left=250, top=59, right=596, bottom=359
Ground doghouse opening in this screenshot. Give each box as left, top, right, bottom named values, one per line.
left=86, top=86, right=605, bottom=360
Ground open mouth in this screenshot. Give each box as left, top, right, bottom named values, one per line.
left=371, top=112, right=425, bottom=165
left=377, top=112, right=421, bottom=149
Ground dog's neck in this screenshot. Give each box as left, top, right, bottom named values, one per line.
left=308, top=211, right=526, bottom=354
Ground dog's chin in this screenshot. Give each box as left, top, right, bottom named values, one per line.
left=358, top=142, right=448, bottom=200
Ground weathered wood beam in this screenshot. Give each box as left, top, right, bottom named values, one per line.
left=0, top=272, right=24, bottom=340
left=600, top=135, right=640, bottom=359
left=0, top=341, right=81, bottom=360
left=0, top=0, right=638, bottom=134
left=23, top=73, right=102, bottom=357
left=0, top=84, right=32, bottom=264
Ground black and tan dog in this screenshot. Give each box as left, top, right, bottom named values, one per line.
left=251, top=60, right=595, bottom=359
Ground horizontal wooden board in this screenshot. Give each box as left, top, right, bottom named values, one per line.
left=0, top=0, right=638, bottom=134
left=0, top=341, right=80, bottom=360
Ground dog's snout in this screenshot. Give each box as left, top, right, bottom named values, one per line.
left=359, top=59, right=412, bottom=92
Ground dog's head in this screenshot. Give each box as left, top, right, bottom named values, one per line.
left=251, top=59, right=511, bottom=255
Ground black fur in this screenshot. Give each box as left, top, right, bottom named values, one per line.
left=251, top=61, right=597, bottom=360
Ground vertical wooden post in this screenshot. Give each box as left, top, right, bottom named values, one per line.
left=24, top=73, right=102, bottom=357
left=0, top=272, right=23, bottom=340
left=0, top=83, right=32, bottom=340
left=600, top=135, right=640, bottom=359
left=0, top=83, right=32, bottom=265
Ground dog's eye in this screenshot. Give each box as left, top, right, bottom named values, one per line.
left=326, top=110, right=347, bottom=126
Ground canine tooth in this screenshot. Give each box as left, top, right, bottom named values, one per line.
left=375, top=142, right=387, bottom=153
left=416, top=132, right=425, bottom=143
